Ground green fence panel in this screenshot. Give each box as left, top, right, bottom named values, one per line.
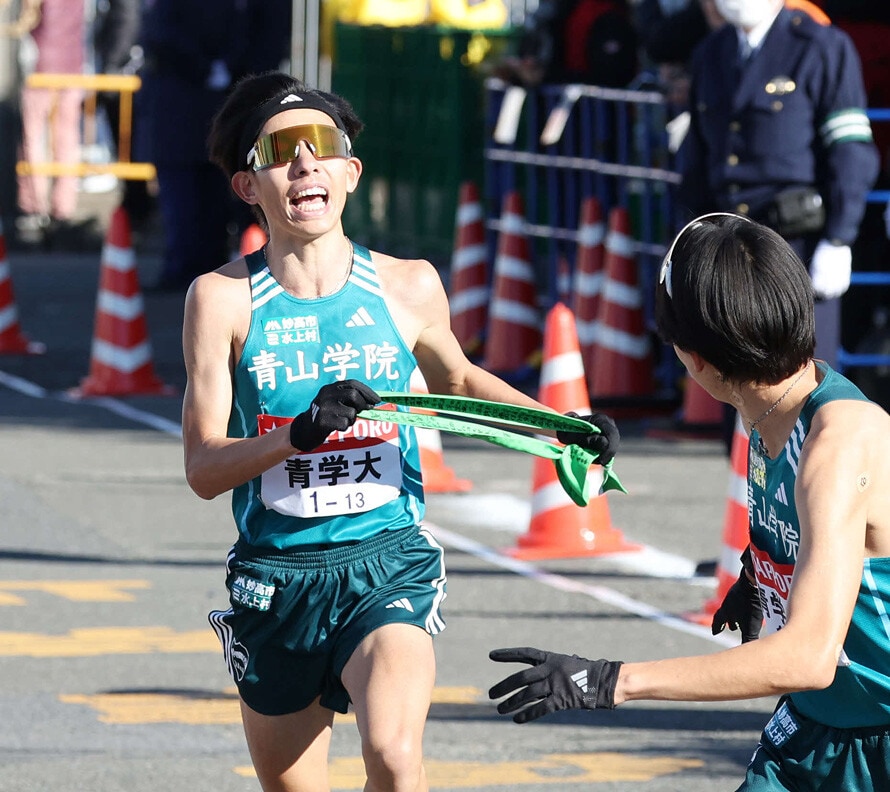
left=332, top=23, right=518, bottom=267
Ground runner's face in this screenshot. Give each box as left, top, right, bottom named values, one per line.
left=248, top=109, right=361, bottom=237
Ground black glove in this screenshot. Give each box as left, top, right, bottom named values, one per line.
left=711, top=547, right=762, bottom=643
left=489, top=647, right=623, bottom=723
left=289, top=380, right=381, bottom=452
left=556, top=412, right=620, bottom=465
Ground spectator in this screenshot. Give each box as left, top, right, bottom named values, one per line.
left=136, top=0, right=290, bottom=291
left=677, top=0, right=879, bottom=373
left=6, top=0, right=90, bottom=249
left=494, top=0, right=638, bottom=88
left=637, top=0, right=710, bottom=73
left=635, top=0, right=720, bottom=116
left=93, top=0, right=155, bottom=234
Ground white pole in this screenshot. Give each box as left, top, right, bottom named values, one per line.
left=291, top=0, right=323, bottom=88
left=304, top=0, right=320, bottom=88
left=291, top=0, right=305, bottom=78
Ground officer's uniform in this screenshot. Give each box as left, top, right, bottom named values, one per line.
left=678, top=8, right=879, bottom=367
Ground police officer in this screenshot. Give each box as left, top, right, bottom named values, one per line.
left=678, top=0, right=879, bottom=368
left=136, top=0, right=290, bottom=291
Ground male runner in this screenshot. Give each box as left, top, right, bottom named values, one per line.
left=182, top=71, right=619, bottom=792
left=489, top=214, right=890, bottom=790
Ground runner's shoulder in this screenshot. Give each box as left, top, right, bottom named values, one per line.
left=369, top=250, right=443, bottom=301
left=185, top=258, right=252, bottom=322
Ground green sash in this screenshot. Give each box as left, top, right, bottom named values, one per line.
left=358, top=393, right=626, bottom=506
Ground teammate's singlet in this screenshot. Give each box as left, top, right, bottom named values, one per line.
left=748, top=362, right=890, bottom=727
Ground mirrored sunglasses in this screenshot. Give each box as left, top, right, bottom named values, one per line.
left=247, top=124, right=353, bottom=171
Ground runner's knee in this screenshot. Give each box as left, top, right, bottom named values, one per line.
left=361, top=733, right=424, bottom=792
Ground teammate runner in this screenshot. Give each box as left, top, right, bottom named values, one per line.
left=489, top=214, right=890, bottom=790
left=181, top=71, right=619, bottom=792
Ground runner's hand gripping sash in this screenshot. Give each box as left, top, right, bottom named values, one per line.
left=289, top=380, right=381, bottom=451
left=357, top=393, right=626, bottom=506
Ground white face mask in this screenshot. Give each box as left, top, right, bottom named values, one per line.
left=714, top=0, right=779, bottom=29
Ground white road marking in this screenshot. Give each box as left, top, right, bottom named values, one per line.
left=427, top=523, right=733, bottom=646
left=1, top=368, right=730, bottom=646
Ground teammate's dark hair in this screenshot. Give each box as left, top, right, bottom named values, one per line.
left=654, top=216, right=815, bottom=385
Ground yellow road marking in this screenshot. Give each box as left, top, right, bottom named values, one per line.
left=60, top=691, right=241, bottom=725
left=0, top=627, right=217, bottom=656
left=60, top=688, right=703, bottom=786
left=59, top=686, right=482, bottom=724
left=426, top=685, right=479, bottom=704
left=234, top=754, right=704, bottom=787
left=0, top=580, right=150, bottom=605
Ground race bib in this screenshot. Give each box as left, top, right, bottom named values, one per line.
left=257, top=412, right=401, bottom=518
left=750, top=545, right=793, bottom=635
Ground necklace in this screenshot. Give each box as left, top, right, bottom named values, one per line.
left=749, top=360, right=812, bottom=456
left=266, top=239, right=354, bottom=298
left=317, top=240, right=354, bottom=298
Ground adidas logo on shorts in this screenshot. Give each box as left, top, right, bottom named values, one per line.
left=385, top=597, right=414, bottom=613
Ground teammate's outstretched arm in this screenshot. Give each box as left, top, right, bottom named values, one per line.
left=489, top=402, right=877, bottom=720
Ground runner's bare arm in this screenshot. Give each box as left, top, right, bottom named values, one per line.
left=181, top=267, right=296, bottom=500
left=378, top=254, right=547, bottom=409
left=614, top=401, right=881, bottom=705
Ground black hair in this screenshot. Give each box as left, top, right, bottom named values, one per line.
left=654, top=216, right=815, bottom=385
left=207, top=71, right=364, bottom=180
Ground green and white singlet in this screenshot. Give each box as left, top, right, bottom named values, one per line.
left=227, top=242, right=424, bottom=549
left=748, top=361, right=890, bottom=728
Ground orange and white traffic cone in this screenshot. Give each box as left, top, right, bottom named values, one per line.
left=679, top=375, right=724, bottom=429
left=481, top=191, right=541, bottom=376
left=240, top=223, right=268, bottom=257
left=0, top=218, right=45, bottom=355
left=647, top=373, right=724, bottom=441
left=410, top=368, right=472, bottom=493
left=449, top=181, right=489, bottom=357
left=72, top=207, right=174, bottom=397
left=508, top=302, right=639, bottom=559
left=589, top=207, right=653, bottom=402
left=687, top=413, right=750, bottom=625
left=571, top=196, right=605, bottom=380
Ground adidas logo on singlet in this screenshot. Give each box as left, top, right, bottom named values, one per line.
left=774, top=483, right=788, bottom=505
left=346, top=307, right=375, bottom=327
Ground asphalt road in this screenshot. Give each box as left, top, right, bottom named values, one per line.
left=0, top=239, right=778, bottom=791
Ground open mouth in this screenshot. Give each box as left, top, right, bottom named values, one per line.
left=290, top=185, right=329, bottom=214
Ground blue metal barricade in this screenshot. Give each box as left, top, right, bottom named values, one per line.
left=484, top=85, right=890, bottom=394
left=837, top=108, right=890, bottom=375
left=483, top=78, right=679, bottom=393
